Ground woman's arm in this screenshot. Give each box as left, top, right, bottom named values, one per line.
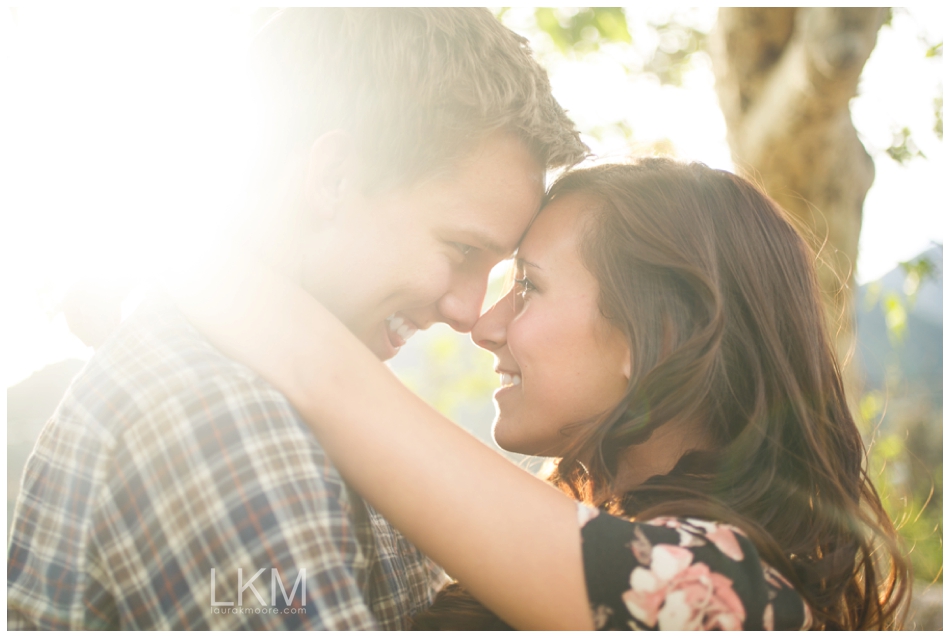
left=164, top=256, right=594, bottom=631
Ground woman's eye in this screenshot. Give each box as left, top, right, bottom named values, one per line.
left=514, top=277, right=535, bottom=297
left=451, top=242, right=474, bottom=257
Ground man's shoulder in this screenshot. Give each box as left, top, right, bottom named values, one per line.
left=65, top=292, right=303, bottom=440
left=30, top=290, right=347, bottom=512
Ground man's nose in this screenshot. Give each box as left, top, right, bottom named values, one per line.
left=472, top=288, right=515, bottom=351
left=436, top=271, right=489, bottom=333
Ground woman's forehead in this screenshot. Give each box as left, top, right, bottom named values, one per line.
left=517, top=192, right=597, bottom=262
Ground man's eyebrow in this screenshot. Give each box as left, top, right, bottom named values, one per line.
left=457, top=229, right=509, bottom=257
left=482, top=238, right=510, bottom=257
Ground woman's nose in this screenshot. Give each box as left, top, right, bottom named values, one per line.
left=471, top=288, right=517, bottom=351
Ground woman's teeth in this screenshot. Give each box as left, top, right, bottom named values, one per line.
left=500, top=373, right=522, bottom=388
left=387, top=314, right=417, bottom=341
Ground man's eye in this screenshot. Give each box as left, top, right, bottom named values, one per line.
left=451, top=242, right=474, bottom=256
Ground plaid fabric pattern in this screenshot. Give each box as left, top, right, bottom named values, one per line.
left=7, top=293, right=449, bottom=630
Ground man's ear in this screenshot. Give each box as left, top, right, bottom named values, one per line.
left=304, top=130, right=355, bottom=220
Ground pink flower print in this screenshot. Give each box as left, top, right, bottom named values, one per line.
left=702, top=572, right=746, bottom=630
left=624, top=544, right=693, bottom=626
left=623, top=574, right=668, bottom=627
left=622, top=544, right=746, bottom=630
left=641, top=517, right=706, bottom=549
left=644, top=516, right=681, bottom=529
left=642, top=517, right=746, bottom=559
left=631, top=526, right=653, bottom=565
left=704, top=525, right=744, bottom=562
left=657, top=568, right=745, bottom=630
left=684, top=518, right=746, bottom=562
left=683, top=517, right=747, bottom=537
left=651, top=544, right=695, bottom=580
left=762, top=563, right=794, bottom=590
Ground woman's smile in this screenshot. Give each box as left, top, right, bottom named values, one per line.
left=497, top=370, right=522, bottom=390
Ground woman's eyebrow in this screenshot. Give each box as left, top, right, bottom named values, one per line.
left=515, top=257, right=542, bottom=271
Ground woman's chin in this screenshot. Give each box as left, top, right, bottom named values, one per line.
left=491, top=422, right=564, bottom=458
left=491, top=422, right=529, bottom=455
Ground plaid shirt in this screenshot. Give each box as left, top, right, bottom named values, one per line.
left=7, top=293, right=450, bottom=630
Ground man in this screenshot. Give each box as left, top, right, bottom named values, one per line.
left=7, top=9, right=586, bottom=629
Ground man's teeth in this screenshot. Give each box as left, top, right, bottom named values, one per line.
left=500, top=373, right=522, bottom=387
left=387, top=314, right=417, bottom=341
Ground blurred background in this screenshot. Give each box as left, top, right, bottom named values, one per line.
left=3, top=7, right=942, bottom=628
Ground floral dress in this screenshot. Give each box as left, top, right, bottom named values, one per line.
left=578, top=504, right=813, bottom=631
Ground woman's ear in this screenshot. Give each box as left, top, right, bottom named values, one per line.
left=304, top=130, right=354, bottom=221
left=606, top=327, right=632, bottom=382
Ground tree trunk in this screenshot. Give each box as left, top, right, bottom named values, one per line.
left=709, top=8, right=886, bottom=368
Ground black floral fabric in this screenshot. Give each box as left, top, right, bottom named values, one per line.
left=578, top=505, right=812, bottom=630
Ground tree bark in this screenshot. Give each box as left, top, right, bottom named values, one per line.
left=709, top=8, right=886, bottom=367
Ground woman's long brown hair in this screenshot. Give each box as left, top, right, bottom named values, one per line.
left=411, top=158, right=909, bottom=630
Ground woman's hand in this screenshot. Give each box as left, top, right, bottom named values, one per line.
left=160, top=251, right=594, bottom=631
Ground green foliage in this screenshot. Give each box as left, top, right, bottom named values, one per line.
left=882, top=7, right=894, bottom=27
left=861, top=396, right=941, bottom=584
left=859, top=390, right=886, bottom=426
left=934, top=93, right=943, bottom=140
left=885, top=126, right=927, bottom=164
left=521, top=7, right=707, bottom=87
left=585, top=120, right=634, bottom=143
left=533, top=8, right=631, bottom=55
left=866, top=419, right=944, bottom=584
left=863, top=254, right=938, bottom=345
left=391, top=268, right=513, bottom=433
left=859, top=253, right=942, bottom=583
left=396, top=325, right=498, bottom=422
left=924, top=41, right=943, bottom=58
left=862, top=281, right=909, bottom=344
left=643, top=21, right=708, bottom=86
left=898, top=254, right=938, bottom=303
left=881, top=292, right=909, bottom=343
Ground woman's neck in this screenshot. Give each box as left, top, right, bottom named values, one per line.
left=611, top=419, right=710, bottom=495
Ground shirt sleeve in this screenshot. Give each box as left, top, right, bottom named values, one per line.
left=577, top=505, right=811, bottom=631
left=90, top=373, right=378, bottom=630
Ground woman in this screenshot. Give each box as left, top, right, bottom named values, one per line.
left=171, top=158, right=908, bottom=630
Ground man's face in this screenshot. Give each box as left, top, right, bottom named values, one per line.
left=301, top=132, right=544, bottom=360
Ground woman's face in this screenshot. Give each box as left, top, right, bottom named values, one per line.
left=471, top=192, right=631, bottom=456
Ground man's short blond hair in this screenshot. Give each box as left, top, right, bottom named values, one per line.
left=251, top=8, right=588, bottom=195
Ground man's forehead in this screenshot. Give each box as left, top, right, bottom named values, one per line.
left=424, top=136, right=544, bottom=256
left=443, top=194, right=542, bottom=258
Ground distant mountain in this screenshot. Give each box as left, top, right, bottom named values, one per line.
left=854, top=244, right=943, bottom=405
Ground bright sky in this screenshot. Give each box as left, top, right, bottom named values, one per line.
left=1, top=7, right=944, bottom=389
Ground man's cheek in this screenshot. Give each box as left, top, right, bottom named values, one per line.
left=411, top=261, right=454, bottom=305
